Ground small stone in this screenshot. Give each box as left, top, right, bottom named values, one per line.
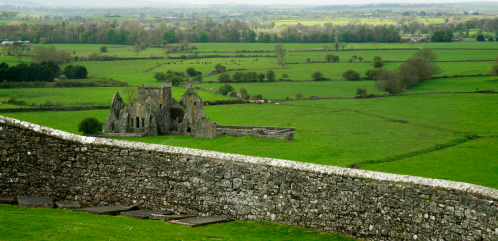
left=413, top=234, right=418, bottom=240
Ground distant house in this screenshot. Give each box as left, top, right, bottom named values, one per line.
left=410, top=34, right=425, bottom=42
left=1, top=40, right=30, bottom=46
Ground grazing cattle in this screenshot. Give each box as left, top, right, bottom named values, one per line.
left=275, top=103, right=280, bottom=105
left=259, top=100, right=264, bottom=103
left=205, top=103, right=209, bottom=106
left=244, top=86, right=247, bottom=88
left=246, top=101, right=250, bottom=103
left=255, top=101, right=261, bottom=104
left=268, top=100, right=271, bottom=103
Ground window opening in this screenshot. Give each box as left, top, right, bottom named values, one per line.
left=187, top=127, right=191, bottom=133
left=142, top=118, right=144, bottom=127
left=131, top=118, right=133, bottom=127
left=136, top=117, right=139, bottom=128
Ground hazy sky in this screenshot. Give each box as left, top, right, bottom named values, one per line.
left=148, top=0, right=497, bottom=5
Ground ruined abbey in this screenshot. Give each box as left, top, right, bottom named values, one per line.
left=104, top=83, right=294, bottom=140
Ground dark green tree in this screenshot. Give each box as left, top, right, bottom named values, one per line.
left=78, top=117, right=103, bottom=133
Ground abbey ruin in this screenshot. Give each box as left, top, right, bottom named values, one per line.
left=104, top=83, right=294, bottom=140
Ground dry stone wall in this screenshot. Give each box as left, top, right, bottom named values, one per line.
left=1, top=116, right=497, bottom=240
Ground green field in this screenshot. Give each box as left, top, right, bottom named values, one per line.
left=0, top=204, right=354, bottom=241
left=0, top=87, right=234, bottom=106
left=2, top=42, right=498, bottom=191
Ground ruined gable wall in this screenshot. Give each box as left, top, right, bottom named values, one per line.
left=1, top=116, right=497, bottom=241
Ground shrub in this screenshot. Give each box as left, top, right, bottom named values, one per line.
left=186, top=67, right=196, bottom=76
left=169, top=76, right=182, bottom=87
left=153, top=72, right=167, bottom=80
left=355, top=88, right=367, bottom=98
left=476, top=34, right=485, bottom=42
left=78, top=117, right=103, bottom=133
left=311, top=71, right=324, bottom=81
left=296, top=92, right=303, bottom=99
left=266, top=70, right=276, bottom=81
left=366, top=68, right=383, bottom=80
left=342, top=70, right=360, bottom=80
left=218, top=72, right=231, bottom=83
left=257, top=73, right=265, bottom=81
left=100, top=46, right=108, bottom=53
left=219, top=83, right=234, bottom=95
left=63, top=65, right=88, bottom=79
left=374, top=59, right=384, bottom=68
left=88, top=52, right=103, bottom=61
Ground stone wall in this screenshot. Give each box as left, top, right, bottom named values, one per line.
left=1, top=116, right=497, bottom=240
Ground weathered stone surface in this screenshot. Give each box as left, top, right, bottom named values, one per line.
left=169, top=216, right=228, bottom=227
left=55, top=200, right=81, bottom=209
left=121, top=210, right=173, bottom=219
left=73, top=206, right=139, bottom=215
left=17, top=196, right=53, bottom=209
left=149, top=214, right=196, bottom=221
left=1, top=116, right=498, bottom=241
left=0, top=197, right=16, bottom=204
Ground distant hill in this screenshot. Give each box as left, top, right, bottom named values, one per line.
left=0, top=0, right=44, bottom=7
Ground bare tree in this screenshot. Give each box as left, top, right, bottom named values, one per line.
left=4, top=42, right=29, bottom=62
left=123, top=87, right=137, bottom=104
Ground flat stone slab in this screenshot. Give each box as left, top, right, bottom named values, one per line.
left=169, top=216, right=228, bottom=227
left=55, top=200, right=81, bottom=209
left=17, top=196, right=54, bottom=209
left=0, top=197, right=16, bottom=205
left=120, top=210, right=173, bottom=219
left=149, top=214, right=196, bottom=221
left=73, top=205, right=139, bottom=216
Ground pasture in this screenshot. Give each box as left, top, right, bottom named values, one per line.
left=0, top=87, right=234, bottom=106
left=2, top=41, right=498, bottom=191
left=0, top=204, right=354, bottom=241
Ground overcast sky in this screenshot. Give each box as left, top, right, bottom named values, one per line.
left=148, top=0, right=497, bottom=5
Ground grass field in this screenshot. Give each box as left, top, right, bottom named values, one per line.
left=197, top=80, right=385, bottom=99
left=408, top=76, right=498, bottom=93
left=0, top=87, right=234, bottom=106
left=0, top=204, right=355, bottom=241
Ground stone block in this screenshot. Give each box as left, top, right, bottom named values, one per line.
left=169, top=216, right=228, bottom=227
left=149, top=214, right=196, bottom=221
left=121, top=210, right=174, bottom=219
left=0, top=197, right=16, bottom=205
left=17, top=196, right=54, bottom=209
left=73, top=205, right=139, bottom=216
left=55, top=200, right=81, bottom=209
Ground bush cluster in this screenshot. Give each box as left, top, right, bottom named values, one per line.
left=0, top=61, right=60, bottom=82
left=218, top=70, right=278, bottom=83
left=63, top=65, right=88, bottom=79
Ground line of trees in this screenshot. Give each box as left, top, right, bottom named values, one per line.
left=0, top=60, right=60, bottom=82
left=367, top=49, right=442, bottom=94
left=218, top=69, right=279, bottom=82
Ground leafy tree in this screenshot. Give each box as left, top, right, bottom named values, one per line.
left=218, top=72, right=231, bottom=83
left=281, top=73, right=289, bottom=79
left=489, top=37, right=494, bottom=42
left=257, top=73, right=265, bottom=81
left=153, top=72, right=167, bottom=80
left=342, top=70, right=361, bottom=80
left=266, top=70, right=276, bottom=81
left=63, top=65, right=88, bottom=79
left=374, top=56, right=382, bottom=62
left=358, top=56, right=364, bottom=62
left=431, top=29, right=454, bottom=42
left=219, top=83, right=234, bottom=95
left=215, top=63, right=226, bottom=73
left=306, top=58, right=311, bottom=63
left=352, top=56, right=358, bottom=62
left=374, top=59, right=384, bottom=68
left=366, top=68, right=383, bottom=80
left=341, top=42, right=347, bottom=50
left=169, top=75, right=182, bottom=87
left=100, top=46, right=108, bottom=53
left=325, top=54, right=334, bottom=63
left=488, top=54, right=498, bottom=76
left=198, top=31, right=208, bottom=42
left=402, top=57, right=433, bottom=81
left=355, top=88, right=367, bottom=98
left=162, top=29, right=176, bottom=43
left=232, top=72, right=244, bottom=82
left=312, top=71, right=323, bottom=81
left=296, top=92, right=303, bottom=99
left=78, top=117, right=103, bottom=133
left=476, top=34, right=485, bottom=42
left=194, top=75, right=203, bottom=82
left=412, top=49, right=441, bottom=75
left=375, top=70, right=401, bottom=94
left=332, top=55, right=340, bottom=62
left=186, top=67, right=197, bottom=76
